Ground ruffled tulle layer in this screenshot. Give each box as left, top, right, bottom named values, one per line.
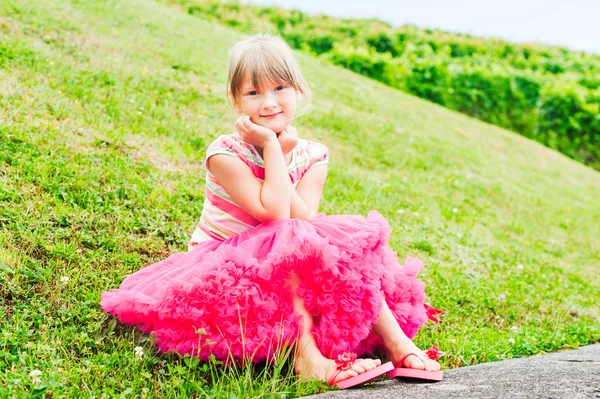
left=101, top=211, right=433, bottom=364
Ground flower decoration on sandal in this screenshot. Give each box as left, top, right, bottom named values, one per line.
left=335, top=352, right=358, bottom=370
left=424, top=345, right=446, bottom=360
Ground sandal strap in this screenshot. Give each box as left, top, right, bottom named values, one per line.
left=328, top=368, right=343, bottom=386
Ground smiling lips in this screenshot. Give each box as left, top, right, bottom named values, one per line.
left=260, top=111, right=282, bottom=118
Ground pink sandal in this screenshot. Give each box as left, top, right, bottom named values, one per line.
left=328, top=352, right=394, bottom=389
left=387, top=346, right=445, bottom=381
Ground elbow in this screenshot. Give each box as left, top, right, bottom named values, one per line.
left=289, top=210, right=316, bottom=222
left=261, top=214, right=290, bottom=222
left=305, top=213, right=317, bottom=222
left=260, top=208, right=291, bottom=222
left=301, top=212, right=317, bottom=222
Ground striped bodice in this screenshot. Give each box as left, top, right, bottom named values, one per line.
left=188, top=133, right=328, bottom=250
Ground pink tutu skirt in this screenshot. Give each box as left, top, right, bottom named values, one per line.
left=101, top=211, right=438, bottom=364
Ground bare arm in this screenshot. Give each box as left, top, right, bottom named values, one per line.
left=261, top=139, right=293, bottom=219
left=207, top=138, right=292, bottom=222
left=290, top=164, right=328, bottom=221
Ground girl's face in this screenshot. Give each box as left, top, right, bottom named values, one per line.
left=236, top=79, right=297, bottom=134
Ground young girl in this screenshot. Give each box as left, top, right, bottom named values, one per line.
left=101, top=33, right=444, bottom=388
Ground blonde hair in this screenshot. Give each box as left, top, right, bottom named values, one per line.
left=227, top=33, right=311, bottom=116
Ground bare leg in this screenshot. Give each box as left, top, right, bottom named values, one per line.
left=372, top=301, right=440, bottom=371
left=289, top=272, right=382, bottom=383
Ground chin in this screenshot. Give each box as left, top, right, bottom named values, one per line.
left=271, top=125, right=286, bottom=134
left=260, top=121, right=288, bottom=134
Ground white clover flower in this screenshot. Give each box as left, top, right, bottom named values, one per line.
left=498, top=294, right=506, bottom=302
left=60, top=276, right=69, bottom=285
left=508, top=338, right=515, bottom=345
left=452, top=208, right=458, bottom=213
left=510, top=326, right=518, bottom=333
left=517, top=264, right=524, bottom=270
left=397, top=209, right=405, bottom=214
left=29, top=370, right=42, bottom=384
left=134, top=346, right=144, bottom=359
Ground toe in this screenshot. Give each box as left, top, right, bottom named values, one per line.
left=335, top=369, right=358, bottom=383
left=425, top=358, right=440, bottom=371
left=351, top=364, right=366, bottom=374
left=360, top=359, right=376, bottom=370
left=405, top=355, right=426, bottom=370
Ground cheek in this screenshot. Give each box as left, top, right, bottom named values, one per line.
left=281, top=94, right=297, bottom=111
left=242, top=100, right=260, bottom=114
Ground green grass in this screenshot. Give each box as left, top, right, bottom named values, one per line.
left=1, top=0, right=599, bottom=397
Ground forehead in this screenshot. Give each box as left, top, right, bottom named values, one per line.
left=240, top=76, right=282, bottom=90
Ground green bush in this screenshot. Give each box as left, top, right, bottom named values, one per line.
left=537, top=82, right=600, bottom=167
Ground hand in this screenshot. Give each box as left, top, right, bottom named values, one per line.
left=235, top=115, right=278, bottom=148
left=278, top=125, right=299, bottom=157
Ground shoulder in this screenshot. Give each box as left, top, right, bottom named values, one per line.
left=297, top=139, right=329, bottom=168
left=205, top=133, right=255, bottom=171
left=207, top=133, right=247, bottom=153
left=296, top=138, right=328, bottom=155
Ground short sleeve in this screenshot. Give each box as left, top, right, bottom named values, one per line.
left=306, top=142, right=329, bottom=170
left=204, top=134, right=247, bottom=173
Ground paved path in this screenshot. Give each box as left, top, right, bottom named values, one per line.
left=303, top=344, right=600, bottom=399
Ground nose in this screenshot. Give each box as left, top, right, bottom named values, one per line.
left=262, top=92, right=277, bottom=109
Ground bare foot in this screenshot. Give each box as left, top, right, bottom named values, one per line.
left=387, top=341, right=441, bottom=371
left=294, top=350, right=382, bottom=385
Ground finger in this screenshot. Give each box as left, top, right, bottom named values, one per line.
left=235, top=119, right=246, bottom=134
left=235, top=115, right=247, bottom=129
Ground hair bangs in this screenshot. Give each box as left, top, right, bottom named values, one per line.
left=248, top=44, right=296, bottom=90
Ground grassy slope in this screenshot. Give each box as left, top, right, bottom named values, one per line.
left=1, top=0, right=599, bottom=397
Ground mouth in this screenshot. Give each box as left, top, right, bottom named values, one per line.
left=260, top=112, right=282, bottom=118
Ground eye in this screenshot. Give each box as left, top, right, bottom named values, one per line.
left=275, top=86, right=285, bottom=91
left=247, top=90, right=258, bottom=96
